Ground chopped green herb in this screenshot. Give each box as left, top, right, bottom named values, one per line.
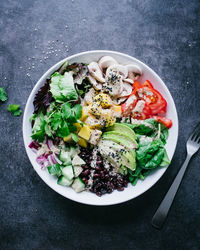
left=7, top=104, right=22, bottom=116
left=71, top=133, right=79, bottom=143
left=0, top=87, right=8, bottom=102
left=31, top=101, right=82, bottom=141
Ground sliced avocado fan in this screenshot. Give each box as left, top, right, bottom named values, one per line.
left=98, top=140, right=136, bottom=171
left=102, top=131, right=138, bottom=149
left=106, top=123, right=137, bottom=139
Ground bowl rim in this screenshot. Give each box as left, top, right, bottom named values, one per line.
left=23, top=50, right=179, bottom=206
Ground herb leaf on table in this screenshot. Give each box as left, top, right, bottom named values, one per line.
left=7, top=104, right=22, bottom=116
left=0, top=87, right=8, bottom=102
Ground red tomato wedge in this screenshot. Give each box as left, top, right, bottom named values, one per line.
left=121, top=94, right=137, bottom=116
left=121, top=80, right=168, bottom=121
left=142, top=80, right=154, bottom=89
left=140, top=87, right=167, bottom=115
left=151, top=116, right=173, bottom=129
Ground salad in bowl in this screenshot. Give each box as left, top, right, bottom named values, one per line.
left=27, top=53, right=174, bottom=198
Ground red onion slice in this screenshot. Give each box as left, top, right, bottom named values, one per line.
left=47, top=139, right=53, bottom=150
left=53, top=152, right=62, bottom=165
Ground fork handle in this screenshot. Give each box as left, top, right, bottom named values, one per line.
left=151, top=155, right=191, bottom=229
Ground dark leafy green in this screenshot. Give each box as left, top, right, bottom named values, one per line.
left=121, top=119, right=157, bottom=135
left=160, top=149, right=170, bottom=167
left=75, top=78, right=92, bottom=98
left=33, top=80, right=52, bottom=114
left=124, top=118, right=171, bottom=185
left=144, top=148, right=165, bottom=169
left=136, top=139, right=162, bottom=167
left=121, top=118, right=168, bottom=144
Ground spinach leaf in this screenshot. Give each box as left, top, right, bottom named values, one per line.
left=160, top=148, right=170, bottom=167
left=121, top=119, right=157, bottom=135
left=136, top=139, right=162, bottom=166
left=160, top=124, right=168, bottom=144
left=144, top=148, right=165, bottom=169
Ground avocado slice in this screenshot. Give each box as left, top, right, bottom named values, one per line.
left=106, top=123, right=137, bottom=140
left=102, top=131, right=138, bottom=149
left=99, top=140, right=136, bottom=171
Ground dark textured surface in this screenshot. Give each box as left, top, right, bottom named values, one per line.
left=0, top=0, right=200, bottom=249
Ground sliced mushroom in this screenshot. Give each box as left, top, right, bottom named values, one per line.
left=123, top=78, right=134, bottom=84
left=98, top=56, right=118, bottom=71
left=119, top=82, right=133, bottom=97
left=126, top=64, right=142, bottom=81
left=88, top=62, right=105, bottom=83
left=87, top=75, right=102, bottom=90
left=103, top=81, right=123, bottom=97
left=106, top=64, right=128, bottom=79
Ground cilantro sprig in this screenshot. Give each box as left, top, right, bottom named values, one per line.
left=7, top=104, right=22, bottom=116
left=0, top=87, right=8, bottom=102
left=31, top=102, right=82, bottom=142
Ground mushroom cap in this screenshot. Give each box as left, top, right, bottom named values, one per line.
left=126, top=64, right=142, bottom=80
left=98, top=56, right=118, bottom=71
left=123, top=78, right=134, bottom=85
left=106, top=64, right=128, bottom=79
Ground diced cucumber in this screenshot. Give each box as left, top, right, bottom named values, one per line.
left=73, top=166, right=83, bottom=177
left=57, top=176, right=73, bottom=186
left=47, top=164, right=62, bottom=177
left=59, top=151, right=72, bottom=166
left=72, top=177, right=85, bottom=193
left=62, top=165, right=74, bottom=180
left=69, top=146, right=80, bottom=158
left=72, top=154, right=85, bottom=166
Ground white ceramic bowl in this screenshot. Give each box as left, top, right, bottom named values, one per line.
left=23, top=50, right=178, bottom=206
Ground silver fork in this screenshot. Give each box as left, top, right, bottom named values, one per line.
left=151, top=122, right=200, bottom=229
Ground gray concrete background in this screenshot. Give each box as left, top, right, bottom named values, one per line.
left=0, top=0, right=200, bottom=249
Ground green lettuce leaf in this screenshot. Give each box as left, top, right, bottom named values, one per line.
left=50, top=72, right=78, bottom=103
